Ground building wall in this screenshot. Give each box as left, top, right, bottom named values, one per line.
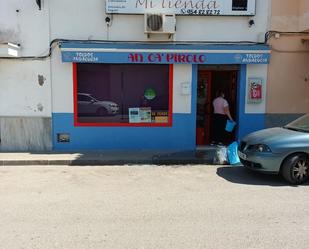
left=0, top=59, right=52, bottom=151
left=271, top=0, right=309, bottom=32
left=0, top=0, right=51, bottom=151
left=271, top=0, right=300, bottom=31
left=0, top=60, right=51, bottom=117
left=0, top=117, right=52, bottom=151
left=0, top=0, right=51, bottom=116
left=0, top=0, right=272, bottom=150
left=0, top=0, right=272, bottom=116
left=52, top=62, right=197, bottom=151
left=49, top=0, right=270, bottom=42
left=267, top=37, right=309, bottom=114
left=0, top=0, right=50, bottom=55
left=266, top=0, right=309, bottom=127
left=299, top=0, right=309, bottom=31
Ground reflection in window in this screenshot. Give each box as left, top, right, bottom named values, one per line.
left=75, top=63, right=171, bottom=125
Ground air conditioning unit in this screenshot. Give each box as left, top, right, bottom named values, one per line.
left=144, top=13, right=176, bottom=34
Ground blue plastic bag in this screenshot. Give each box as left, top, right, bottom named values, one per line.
left=227, top=141, right=241, bottom=165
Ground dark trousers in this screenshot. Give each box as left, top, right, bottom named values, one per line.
left=212, top=114, right=227, bottom=144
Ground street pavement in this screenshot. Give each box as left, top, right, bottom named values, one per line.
left=0, top=165, right=308, bottom=249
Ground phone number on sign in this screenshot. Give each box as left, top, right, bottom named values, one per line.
left=181, top=9, right=221, bottom=15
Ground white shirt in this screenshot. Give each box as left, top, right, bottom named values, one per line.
left=213, top=96, right=228, bottom=115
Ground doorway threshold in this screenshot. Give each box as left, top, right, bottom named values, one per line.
left=196, top=145, right=218, bottom=151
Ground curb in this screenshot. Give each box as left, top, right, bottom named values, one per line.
left=0, top=158, right=214, bottom=166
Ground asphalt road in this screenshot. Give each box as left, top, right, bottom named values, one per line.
left=0, top=165, right=308, bottom=249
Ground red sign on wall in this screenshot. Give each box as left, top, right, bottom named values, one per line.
left=248, top=78, right=263, bottom=103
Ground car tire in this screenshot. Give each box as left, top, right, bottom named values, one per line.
left=281, top=154, right=309, bottom=185
left=96, top=107, right=108, bottom=116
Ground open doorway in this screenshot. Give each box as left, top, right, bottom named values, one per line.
left=196, top=65, right=239, bottom=146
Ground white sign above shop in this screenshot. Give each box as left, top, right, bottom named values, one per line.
left=106, top=0, right=256, bottom=16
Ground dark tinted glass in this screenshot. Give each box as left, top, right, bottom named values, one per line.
left=232, top=0, right=248, bottom=11
left=76, top=64, right=170, bottom=125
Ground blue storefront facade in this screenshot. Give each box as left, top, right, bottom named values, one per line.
left=53, top=42, right=270, bottom=151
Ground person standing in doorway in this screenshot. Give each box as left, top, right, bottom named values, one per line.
left=212, top=90, right=234, bottom=145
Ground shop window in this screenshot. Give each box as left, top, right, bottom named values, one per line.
left=74, top=63, right=173, bottom=126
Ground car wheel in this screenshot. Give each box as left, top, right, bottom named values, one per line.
left=281, top=154, right=309, bottom=185
left=96, top=107, right=108, bottom=116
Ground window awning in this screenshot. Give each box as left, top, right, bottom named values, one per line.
left=60, top=41, right=271, bottom=65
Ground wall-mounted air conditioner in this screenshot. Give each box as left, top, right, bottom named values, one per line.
left=0, top=42, right=20, bottom=57
left=144, top=13, right=176, bottom=34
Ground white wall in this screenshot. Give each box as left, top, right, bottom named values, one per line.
left=0, top=0, right=51, bottom=117
left=0, top=60, right=51, bottom=117
left=173, top=65, right=192, bottom=114
left=49, top=0, right=270, bottom=42
left=0, top=0, right=50, bottom=56
left=51, top=48, right=74, bottom=113
left=1, top=0, right=271, bottom=49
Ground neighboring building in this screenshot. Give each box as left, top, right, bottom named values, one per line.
left=266, top=0, right=309, bottom=127
left=0, top=0, right=272, bottom=151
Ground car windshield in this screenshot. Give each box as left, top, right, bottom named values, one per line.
left=284, top=113, right=309, bottom=133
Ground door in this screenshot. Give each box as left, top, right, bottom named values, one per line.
left=197, top=67, right=238, bottom=146
left=196, top=71, right=212, bottom=145
left=210, top=70, right=238, bottom=144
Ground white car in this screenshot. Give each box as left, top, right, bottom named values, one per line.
left=77, top=93, right=119, bottom=116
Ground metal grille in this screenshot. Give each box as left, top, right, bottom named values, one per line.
left=147, top=14, right=163, bottom=31
left=240, top=141, right=247, bottom=151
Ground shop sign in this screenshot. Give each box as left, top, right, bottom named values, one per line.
left=128, top=53, right=206, bottom=63
left=72, top=52, right=99, bottom=63
left=106, top=0, right=256, bottom=16
left=234, top=53, right=269, bottom=64
left=248, top=78, right=263, bottom=103
left=62, top=51, right=270, bottom=64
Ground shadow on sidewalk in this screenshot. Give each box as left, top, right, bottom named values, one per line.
left=68, top=150, right=216, bottom=166
left=0, top=147, right=218, bottom=166
left=216, top=166, right=309, bottom=187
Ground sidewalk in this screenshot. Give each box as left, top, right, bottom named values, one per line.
left=0, top=147, right=218, bottom=166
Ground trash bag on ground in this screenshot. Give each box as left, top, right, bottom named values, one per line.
left=213, top=145, right=228, bottom=165
left=227, top=141, right=241, bottom=165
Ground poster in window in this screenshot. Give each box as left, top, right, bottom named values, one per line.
left=152, top=111, right=169, bottom=123
left=129, top=108, right=141, bottom=123
left=248, top=78, right=263, bottom=103
left=129, top=107, right=152, bottom=123
left=140, top=107, right=152, bottom=123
